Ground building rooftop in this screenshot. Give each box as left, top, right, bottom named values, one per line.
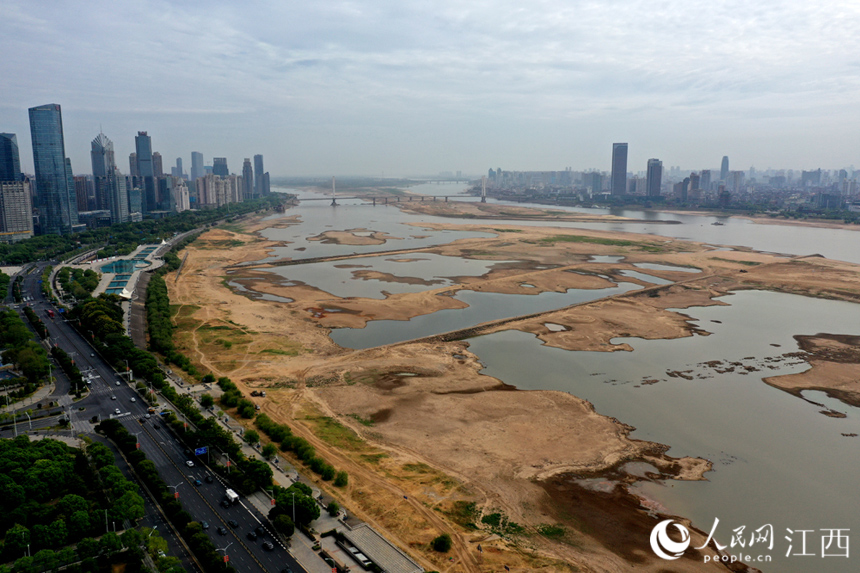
left=341, top=523, right=423, bottom=573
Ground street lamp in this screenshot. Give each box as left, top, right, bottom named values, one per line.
left=133, top=431, right=141, bottom=449
left=5, top=395, right=17, bottom=437
left=25, top=411, right=31, bottom=431
left=216, top=542, right=233, bottom=564
left=167, top=483, right=181, bottom=499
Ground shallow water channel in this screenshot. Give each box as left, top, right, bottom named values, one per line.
left=468, top=290, right=860, bottom=572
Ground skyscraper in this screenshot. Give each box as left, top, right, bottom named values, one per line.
left=172, top=157, right=184, bottom=178
left=213, top=157, right=229, bottom=177
left=191, top=151, right=204, bottom=181
left=135, top=132, right=153, bottom=177
left=610, top=143, right=628, bottom=195
left=135, top=132, right=156, bottom=213
left=254, top=154, right=265, bottom=196
left=129, top=153, right=139, bottom=177
left=0, top=133, right=23, bottom=182
left=91, top=132, right=128, bottom=224
left=152, top=152, right=163, bottom=178
left=720, top=156, right=729, bottom=181
left=609, top=143, right=627, bottom=195
left=646, top=159, right=663, bottom=197
left=242, top=158, right=254, bottom=200
left=29, top=103, right=78, bottom=234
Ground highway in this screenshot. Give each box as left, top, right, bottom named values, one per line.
left=7, top=262, right=304, bottom=573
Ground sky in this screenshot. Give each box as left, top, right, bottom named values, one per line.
left=2, top=0, right=859, bottom=177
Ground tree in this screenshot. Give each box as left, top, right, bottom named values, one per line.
left=75, top=537, right=99, bottom=559
left=327, top=501, right=340, bottom=517
left=272, top=514, right=295, bottom=538
left=6, top=523, right=30, bottom=552
left=69, top=510, right=91, bottom=538
left=112, top=490, right=145, bottom=521
left=244, top=429, right=260, bottom=445
left=261, top=443, right=277, bottom=459
left=99, top=532, right=122, bottom=556
left=200, top=393, right=214, bottom=409
left=334, top=471, right=349, bottom=488
left=273, top=485, right=320, bottom=527
left=432, top=533, right=452, bottom=552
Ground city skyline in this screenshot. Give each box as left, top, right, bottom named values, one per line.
left=1, top=1, right=859, bottom=176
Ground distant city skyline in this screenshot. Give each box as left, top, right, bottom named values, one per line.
left=2, top=2, right=859, bottom=176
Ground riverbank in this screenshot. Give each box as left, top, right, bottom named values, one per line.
left=163, top=207, right=860, bottom=572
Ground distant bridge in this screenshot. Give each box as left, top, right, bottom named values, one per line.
left=299, top=195, right=475, bottom=205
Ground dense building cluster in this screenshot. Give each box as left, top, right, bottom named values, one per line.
left=487, top=145, right=860, bottom=211
left=0, top=103, right=272, bottom=242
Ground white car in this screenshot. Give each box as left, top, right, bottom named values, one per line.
left=185, top=460, right=194, bottom=467
left=130, top=397, right=136, bottom=402
left=114, top=408, right=121, bottom=415
left=115, top=381, right=120, bottom=386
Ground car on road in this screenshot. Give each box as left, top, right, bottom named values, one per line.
left=217, top=527, right=227, bottom=535
left=130, top=397, right=136, bottom=402
left=246, top=531, right=257, bottom=541
left=221, top=500, right=231, bottom=508
left=262, top=541, right=274, bottom=551
left=255, top=526, right=266, bottom=537
left=205, top=475, right=214, bottom=483
left=280, top=568, right=293, bottom=573
left=153, top=423, right=160, bottom=429
left=111, top=396, right=116, bottom=400
left=185, top=460, right=194, bottom=467
left=193, top=479, right=202, bottom=486
left=115, top=381, right=120, bottom=386
left=201, top=521, right=209, bottom=530
left=227, top=520, right=239, bottom=528
left=145, top=413, right=151, bottom=418
left=114, top=408, right=121, bottom=415
left=90, top=353, right=95, bottom=357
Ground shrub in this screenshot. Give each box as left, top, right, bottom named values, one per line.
left=431, top=533, right=452, bottom=552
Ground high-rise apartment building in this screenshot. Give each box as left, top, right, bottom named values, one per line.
left=587, top=172, right=602, bottom=194
left=73, top=176, right=89, bottom=213
left=720, top=156, right=729, bottom=181
left=0, top=179, right=34, bottom=241
left=254, top=154, right=265, bottom=196
left=0, top=133, right=23, bottom=182
left=212, top=157, right=229, bottom=177
left=700, top=170, right=712, bottom=191
left=610, top=143, right=628, bottom=195
left=152, top=152, right=163, bottom=178
left=191, top=152, right=204, bottom=181
left=646, top=159, right=663, bottom=197
left=29, top=103, right=78, bottom=234
left=242, top=158, right=254, bottom=200
left=689, top=172, right=700, bottom=191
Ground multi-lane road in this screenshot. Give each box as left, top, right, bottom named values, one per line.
left=7, top=263, right=304, bottom=573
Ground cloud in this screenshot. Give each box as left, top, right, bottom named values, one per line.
left=2, top=0, right=859, bottom=174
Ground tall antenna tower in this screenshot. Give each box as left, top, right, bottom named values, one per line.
left=330, top=176, right=338, bottom=206
left=481, top=176, right=487, bottom=203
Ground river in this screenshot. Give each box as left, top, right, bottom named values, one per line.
left=264, top=183, right=859, bottom=571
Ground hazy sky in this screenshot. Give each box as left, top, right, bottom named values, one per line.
left=2, top=0, right=859, bottom=177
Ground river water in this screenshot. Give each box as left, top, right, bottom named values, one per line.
left=263, top=183, right=859, bottom=571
